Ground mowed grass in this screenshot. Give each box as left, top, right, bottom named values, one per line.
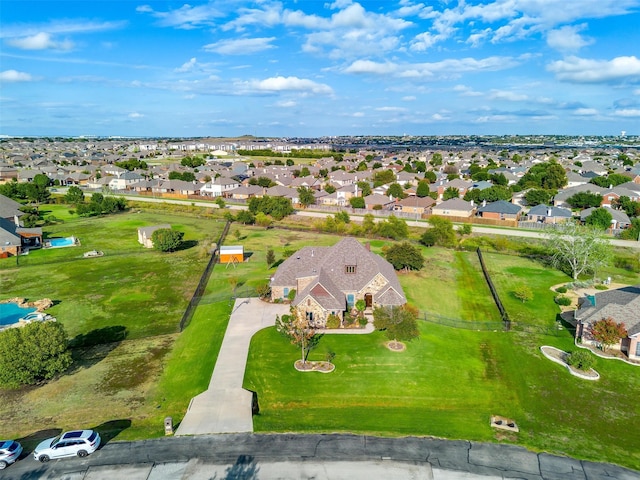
left=0, top=209, right=226, bottom=442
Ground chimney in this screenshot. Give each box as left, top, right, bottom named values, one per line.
left=547, top=207, right=552, bottom=216
left=482, top=199, right=486, bottom=207
left=470, top=200, right=474, bottom=207
left=14, top=215, right=20, bottom=227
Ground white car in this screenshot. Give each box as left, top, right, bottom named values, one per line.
left=0, top=440, right=23, bottom=469
left=33, top=430, right=101, bottom=462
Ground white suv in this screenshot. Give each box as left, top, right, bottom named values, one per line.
left=0, top=440, right=23, bottom=469
left=33, top=430, right=101, bottom=462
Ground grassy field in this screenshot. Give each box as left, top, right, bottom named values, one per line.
left=2, top=209, right=640, bottom=470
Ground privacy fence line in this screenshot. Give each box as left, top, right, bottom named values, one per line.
left=418, top=311, right=566, bottom=336
left=476, top=247, right=511, bottom=331
left=179, top=220, right=231, bottom=331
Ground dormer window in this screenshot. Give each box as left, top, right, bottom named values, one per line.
left=345, top=265, right=356, bottom=274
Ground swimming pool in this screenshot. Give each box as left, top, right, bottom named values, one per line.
left=0, top=302, right=36, bottom=326
left=49, top=236, right=75, bottom=248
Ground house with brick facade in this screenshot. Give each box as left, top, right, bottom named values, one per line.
left=574, top=285, right=640, bottom=361
left=270, top=237, right=406, bottom=328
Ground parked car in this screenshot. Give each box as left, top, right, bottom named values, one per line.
left=0, top=440, right=23, bottom=469
left=33, top=430, right=101, bottom=462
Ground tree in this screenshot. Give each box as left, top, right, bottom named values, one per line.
left=585, top=208, right=613, bottom=230
left=248, top=195, right=293, bottom=220
left=266, top=248, right=275, bottom=267
left=565, top=350, right=595, bottom=371
left=416, top=180, right=431, bottom=198
left=545, top=222, right=611, bottom=280
left=387, top=182, right=406, bottom=199
left=518, top=161, right=567, bottom=190
left=566, top=191, right=603, bottom=209
left=236, top=210, right=256, bottom=225
left=373, top=304, right=419, bottom=343
left=357, top=181, right=372, bottom=197
left=375, top=215, right=409, bottom=240
left=151, top=228, right=184, bottom=252
left=589, top=317, right=627, bottom=352
left=349, top=197, right=365, bottom=209
left=297, top=186, right=316, bottom=208
left=32, top=173, right=51, bottom=189
left=255, top=212, right=273, bottom=228
left=64, top=186, right=85, bottom=204
left=430, top=152, right=443, bottom=167
left=0, top=321, right=72, bottom=387
left=275, top=307, right=321, bottom=365
left=422, top=216, right=456, bottom=247
left=513, top=285, right=533, bottom=303
left=524, top=189, right=553, bottom=206
left=372, top=169, right=396, bottom=187
left=443, top=187, right=459, bottom=200
left=385, top=242, right=425, bottom=271
left=590, top=174, right=629, bottom=188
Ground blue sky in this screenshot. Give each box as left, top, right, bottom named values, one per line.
left=1, top=0, right=639, bottom=138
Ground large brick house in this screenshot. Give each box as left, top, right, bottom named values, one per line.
left=574, top=285, right=640, bottom=361
left=270, top=237, right=406, bottom=327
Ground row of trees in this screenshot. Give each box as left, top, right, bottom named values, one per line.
left=65, top=187, right=127, bottom=216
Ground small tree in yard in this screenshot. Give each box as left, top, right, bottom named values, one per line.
left=373, top=304, right=420, bottom=345
left=513, top=285, right=533, bottom=303
left=0, top=321, right=72, bottom=388
left=385, top=241, right=425, bottom=271
left=266, top=248, right=275, bottom=267
left=276, top=307, right=322, bottom=365
left=566, top=350, right=595, bottom=371
left=589, top=317, right=627, bottom=352
left=152, top=228, right=184, bottom=252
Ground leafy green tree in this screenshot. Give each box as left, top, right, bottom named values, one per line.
left=324, top=184, right=336, bottom=194
left=545, top=222, right=611, bottom=280
left=349, top=197, right=365, bottom=209
left=0, top=321, right=72, bottom=387
left=443, top=187, right=459, bottom=200
left=248, top=195, right=294, bottom=220
left=518, top=161, right=567, bottom=190
left=181, top=156, right=206, bottom=168
left=423, top=171, right=437, bottom=183
left=361, top=213, right=376, bottom=236
left=151, top=228, right=184, bottom=252
left=373, top=304, right=420, bottom=343
left=590, top=174, right=629, bottom=188
left=375, top=215, right=409, bottom=240
left=64, top=186, right=85, bottom=204
left=513, top=285, right=533, bottom=303
left=115, top=158, right=148, bottom=170
left=566, top=191, right=603, bottom=209
left=422, top=216, right=456, bottom=247
left=266, top=248, right=275, bottom=267
left=297, top=186, right=316, bottom=208
left=255, top=212, right=273, bottom=228
left=416, top=180, right=431, bottom=198
left=372, top=170, right=396, bottom=187
left=335, top=210, right=350, bottom=223
left=525, top=189, right=553, bottom=206
left=566, top=350, right=595, bottom=370
left=589, top=317, right=627, bottom=352
left=32, top=173, right=51, bottom=189
left=236, top=210, right=256, bottom=225
left=385, top=242, right=425, bottom=271
left=585, top=208, right=613, bottom=230
left=430, top=152, right=443, bottom=167
left=490, top=173, right=508, bottom=186
left=387, top=182, right=406, bottom=199
left=613, top=196, right=640, bottom=218
left=356, top=181, right=372, bottom=197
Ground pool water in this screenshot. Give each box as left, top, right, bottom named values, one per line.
left=0, top=303, right=36, bottom=326
left=49, top=237, right=74, bottom=247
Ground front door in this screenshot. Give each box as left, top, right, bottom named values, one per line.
left=364, top=293, right=372, bottom=308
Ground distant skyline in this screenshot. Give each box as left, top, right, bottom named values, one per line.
left=1, top=1, right=639, bottom=138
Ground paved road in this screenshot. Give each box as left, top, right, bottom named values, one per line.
left=4, top=433, right=639, bottom=480
left=175, top=298, right=290, bottom=435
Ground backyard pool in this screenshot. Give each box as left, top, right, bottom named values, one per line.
left=48, top=236, right=76, bottom=248
left=0, top=302, right=36, bottom=326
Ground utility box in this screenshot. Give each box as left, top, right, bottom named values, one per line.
left=164, top=416, right=173, bottom=436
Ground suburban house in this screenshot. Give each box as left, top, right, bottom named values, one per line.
left=200, top=176, right=240, bottom=197
left=394, top=195, right=436, bottom=216
left=431, top=198, right=475, bottom=218
left=270, top=237, right=406, bottom=328
left=574, top=285, right=640, bottom=361
left=579, top=207, right=631, bottom=230
left=476, top=200, right=523, bottom=221
left=137, top=224, right=171, bottom=248
left=525, top=204, right=573, bottom=224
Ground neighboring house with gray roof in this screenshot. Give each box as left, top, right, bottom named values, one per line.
left=579, top=207, right=631, bottom=230
left=574, top=284, right=640, bottom=361
left=525, top=204, right=573, bottom=224
left=0, top=194, right=24, bottom=221
left=137, top=224, right=171, bottom=248
left=476, top=200, right=522, bottom=221
left=270, top=237, right=406, bottom=328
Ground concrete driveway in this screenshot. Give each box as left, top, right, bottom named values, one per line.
left=175, top=298, right=290, bottom=435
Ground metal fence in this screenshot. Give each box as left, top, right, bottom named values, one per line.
left=179, top=220, right=231, bottom=331
left=476, top=247, right=511, bottom=330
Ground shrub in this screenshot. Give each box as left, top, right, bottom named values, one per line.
left=566, top=350, right=595, bottom=371
left=326, top=314, right=340, bottom=329
left=287, top=289, right=296, bottom=302
left=594, top=284, right=608, bottom=290
left=554, top=295, right=572, bottom=306
left=358, top=316, right=368, bottom=327
left=555, top=286, right=568, bottom=293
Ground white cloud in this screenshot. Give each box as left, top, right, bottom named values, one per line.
left=453, top=84, right=483, bottom=96
left=376, top=106, right=406, bottom=112
left=175, top=58, right=198, bottom=73
left=204, top=37, right=276, bottom=55
left=0, top=70, right=33, bottom=82
left=573, top=108, right=599, bottom=116
left=138, top=3, right=225, bottom=29
left=7, top=32, right=74, bottom=51
left=489, top=90, right=528, bottom=101
left=546, top=24, right=593, bottom=52
left=276, top=100, right=297, bottom=107
left=548, top=56, right=640, bottom=83
left=128, top=112, right=144, bottom=118
left=344, top=60, right=397, bottom=74
left=244, top=76, right=333, bottom=95
left=615, top=109, right=640, bottom=117
left=402, top=96, right=416, bottom=101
